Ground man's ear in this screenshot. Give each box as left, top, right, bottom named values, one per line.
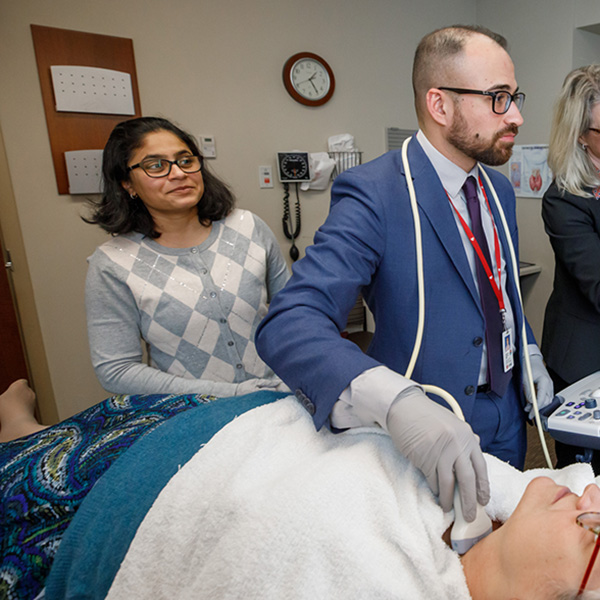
left=425, top=88, right=453, bottom=127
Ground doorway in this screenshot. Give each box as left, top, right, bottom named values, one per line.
left=0, top=231, right=29, bottom=391
left=0, top=122, right=57, bottom=423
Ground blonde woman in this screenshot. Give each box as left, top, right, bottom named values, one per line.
left=542, top=65, right=600, bottom=470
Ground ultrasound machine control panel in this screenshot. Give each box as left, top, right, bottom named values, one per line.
left=542, top=371, right=600, bottom=451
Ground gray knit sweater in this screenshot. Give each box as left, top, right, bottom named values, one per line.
left=85, top=209, right=290, bottom=396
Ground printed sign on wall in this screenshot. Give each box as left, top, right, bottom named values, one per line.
left=51, top=66, right=135, bottom=115
left=509, top=145, right=552, bottom=198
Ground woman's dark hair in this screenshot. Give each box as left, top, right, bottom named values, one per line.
left=84, top=116, right=235, bottom=237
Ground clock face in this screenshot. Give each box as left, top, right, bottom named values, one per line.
left=290, top=58, right=330, bottom=102
left=283, top=52, right=335, bottom=107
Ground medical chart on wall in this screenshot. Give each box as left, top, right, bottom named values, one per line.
left=508, top=145, right=552, bottom=198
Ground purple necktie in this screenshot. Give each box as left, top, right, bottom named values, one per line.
left=462, top=176, right=511, bottom=397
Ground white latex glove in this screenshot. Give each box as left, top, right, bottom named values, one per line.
left=386, top=387, right=489, bottom=522
left=523, top=352, right=554, bottom=419
left=236, top=377, right=290, bottom=395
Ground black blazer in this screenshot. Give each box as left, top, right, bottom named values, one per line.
left=541, top=180, right=600, bottom=383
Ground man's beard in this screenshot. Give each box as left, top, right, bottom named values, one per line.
left=448, top=106, right=519, bottom=166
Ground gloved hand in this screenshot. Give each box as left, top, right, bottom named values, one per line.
left=523, top=352, right=554, bottom=419
left=386, top=386, right=489, bottom=522
left=236, top=377, right=291, bottom=395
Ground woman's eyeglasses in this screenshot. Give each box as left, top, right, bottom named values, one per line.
left=577, top=512, right=600, bottom=595
left=128, top=155, right=203, bottom=178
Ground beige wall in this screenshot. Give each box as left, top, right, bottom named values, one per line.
left=0, top=0, right=475, bottom=419
left=477, top=0, right=600, bottom=338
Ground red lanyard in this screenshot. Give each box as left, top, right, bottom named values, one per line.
left=446, top=176, right=506, bottom=313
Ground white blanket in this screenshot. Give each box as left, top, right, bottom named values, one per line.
left=106, top=397, right=595, bottom=600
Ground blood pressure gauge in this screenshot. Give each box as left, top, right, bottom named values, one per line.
left=276, top=152, right=311, bottom=183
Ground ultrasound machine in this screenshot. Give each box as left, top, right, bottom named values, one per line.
left=541, top=371, right=600, bottom=463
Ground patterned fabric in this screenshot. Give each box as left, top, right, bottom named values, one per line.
left=0, top=392, right=214, bottom=600
left=85, top=208, right=289, bottom=396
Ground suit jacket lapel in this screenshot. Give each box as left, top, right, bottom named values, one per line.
left=403, top=138, right=481, bottom=308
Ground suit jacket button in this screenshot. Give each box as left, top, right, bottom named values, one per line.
left=465, top=385, right=475, bottom=396
left=473, top=337, right=483, bottom=347
left=295, top=389, right=316, bottom=415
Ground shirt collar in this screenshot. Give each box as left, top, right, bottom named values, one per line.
left=416, top=130, right=479, bottom=200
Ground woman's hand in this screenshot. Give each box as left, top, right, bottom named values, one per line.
left=236, top=378, right=291, bottom=395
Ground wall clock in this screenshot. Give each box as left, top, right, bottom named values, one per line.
left=282, top=52, right=335, bottom=107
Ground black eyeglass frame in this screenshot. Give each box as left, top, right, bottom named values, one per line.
left=437, top=87, right=526, bottom=115
left=127, top=155, right=203, bottom=178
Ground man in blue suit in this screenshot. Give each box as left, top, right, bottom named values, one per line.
left=256, top=25, right=553, bottom=522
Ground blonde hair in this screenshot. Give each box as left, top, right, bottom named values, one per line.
left=548, top=64, right=600, bottom=197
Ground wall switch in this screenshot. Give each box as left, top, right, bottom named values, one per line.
left=200, top=135, right=216, bottom=158
left=259, top=165, right=273, bottom=188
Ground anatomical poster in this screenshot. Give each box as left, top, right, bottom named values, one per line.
left=508, top=144, right=551, bottom=198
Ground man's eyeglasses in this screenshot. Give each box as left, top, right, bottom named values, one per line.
left=437, top=87, right=526, bottom=115
left=577, top=512, right=600, bottom=595
left=128, top=155, right=203, bottom=178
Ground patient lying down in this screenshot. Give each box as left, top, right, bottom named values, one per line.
left=460, top=478, right=600, bottom=599
left=102, top=397, right=600, bottom=600
left=0, top=381, right=600, bottom=600
left=2, top=383, right=600, bottom=599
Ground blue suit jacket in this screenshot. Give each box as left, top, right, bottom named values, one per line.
left=256, top=137, right=534, bottom=430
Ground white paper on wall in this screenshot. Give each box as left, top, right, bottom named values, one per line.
left=51, top=66, right=135, bottom=115
left=65, top=150, right=103, bottom=194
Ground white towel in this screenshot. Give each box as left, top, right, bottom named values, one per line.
left=485, top=452, right=594, bottom=523
left=106, top=397, right=596, bottom=600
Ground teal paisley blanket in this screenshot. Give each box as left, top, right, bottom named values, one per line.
left=0, top=391, right=271, bottom=599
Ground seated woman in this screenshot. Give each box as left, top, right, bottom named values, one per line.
left=1, top=115, right=290, bottom=598
left=84, top=116, right=289, bottom=396
left=41, top=396, right=600, bottom=600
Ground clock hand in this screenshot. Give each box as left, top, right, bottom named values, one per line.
left=297, top=71, right=319, bottom=85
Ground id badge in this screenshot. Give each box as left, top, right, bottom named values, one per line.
left=502, top=328, right=514, bottom=372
